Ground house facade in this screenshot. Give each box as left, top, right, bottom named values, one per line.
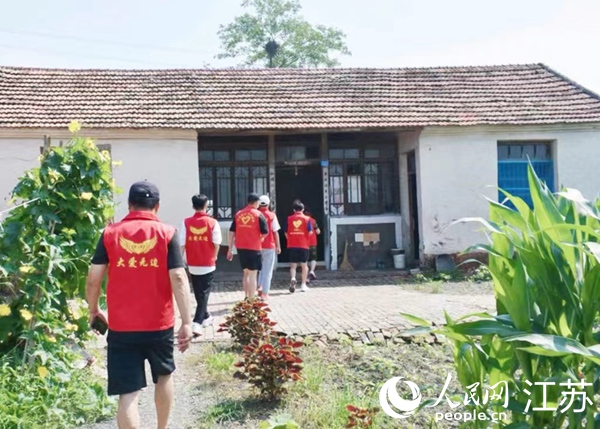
left=1, top=64, right=600, bottom=270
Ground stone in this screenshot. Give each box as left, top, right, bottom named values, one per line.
left=373, top=332, right=386, bottom=345
left=326, top=331, right=339, bottom=342
left=359, top=332, right=372, bottom=345
left=381, top=330, right=393, bottom=339
left=347, top=329, right=359, bottom=339
left=366, top=331, right=376, bottom=344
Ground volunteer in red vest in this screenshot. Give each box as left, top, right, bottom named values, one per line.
left=304, top=210, right=321, bottom=281
left=179, top=194, right=221, bottom=337
left=227, top=193, right=269, bottom=298
left=257, top=195, right=281, bottom=300
left=85, top=181, right=193, bottom=429
left=286, top=200, right=313, bottom=293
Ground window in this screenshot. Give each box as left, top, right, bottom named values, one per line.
left=199, top=145, right=268, bottom=219
left=328, top=142, right=398, bottom=216
left=497, top=142, right=554, bottom=207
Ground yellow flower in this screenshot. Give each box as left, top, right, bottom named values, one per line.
left=37, top=366, right=49, bottom=379
left=112, top=160, right=122, bottom=167
left=62, top=228, right=76, bottom=236
left=47, top=336, right=56, bottom=343
left=101, top=150, right=111, bottom=160
left=68, top=120, right=81, bottom=134
left=37, top=154, right=44, bottom=162
left=47, top=169, right=60, bottom=183
left=85, top=138, right=95, bottom=150
left=7, top=198, right=15, bottom=206
left=66, top=323, right=78, bottom=332
left=19, top=265, right=35, bottom=274
left=0, top=304, right=10, bottom=317
left=20, top=309, right=33, bottom=321
left=80, top=192, right=93, bottom=201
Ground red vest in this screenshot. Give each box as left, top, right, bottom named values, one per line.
left=184, top=212, right=217, bottom=267
left=287, top=213, right=310, bottom=249
left=259, top=208, right=276, bottom=249
left=308, top=217, right=318, bottom=246
left=234, top=206, right=263, bottom=251
left=103, top=211, right=175, bottom=332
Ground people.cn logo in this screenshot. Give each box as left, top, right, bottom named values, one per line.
left=379, top=376, right=423, bottom=419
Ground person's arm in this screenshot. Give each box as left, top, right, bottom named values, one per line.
left=314, top=220, right=321, bottom=235
left=178, top=221, right=186, bottom=258
left=167, top=234, right=192, bottom=352
left=258, top=214, right=269, bottom=240
left=227, top=220, right=236, bottom=260
left=272, top=216, right=282, bottom=254
left=307, top=218, right=313, bottom=237
left=212, top=223, right=222, bottom=260
left=86, top=233, right=109, bottom=325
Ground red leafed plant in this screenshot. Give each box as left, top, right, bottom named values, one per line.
left=344, top=405, right=380, bottom=428
left=233, top=335, right=304, bottom=399
left=217, top=297, right=277, bottom=346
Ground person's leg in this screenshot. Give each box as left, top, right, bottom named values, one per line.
left=117, top=391, right=141, bottom=429
left=199, top=272, right=214, bottom=325
left=261, top=249, right=275, bottom=297
left=190, top=274, right=204, bottom=325
left=289, top=258, right=298, bottom=293
left=155, top=374, right=174, bottom=429
left=246, top=269, right=258, bottom=297
left=242, top=269, right=249, bottom=297
left=300, top=262, right=309, bottom=287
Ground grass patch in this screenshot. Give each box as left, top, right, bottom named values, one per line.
left=194, top=340, right=459, bottom=428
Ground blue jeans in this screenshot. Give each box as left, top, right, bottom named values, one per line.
left=258, top=249, right=277, bottom=295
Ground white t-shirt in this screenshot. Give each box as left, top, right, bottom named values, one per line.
left=179, top=219, right=223, bottom=275
left=271, top=214, right=281, bottom=233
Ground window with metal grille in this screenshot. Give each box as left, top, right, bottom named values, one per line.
left=497, top=142, right=554, bottom=207
left=328, top=136, right=398, bottom=216
left=198, top=138, right=268, bottom=219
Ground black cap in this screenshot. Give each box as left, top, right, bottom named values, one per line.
left=129, top=181, right=160, bottom=201
left=247, top=193, right=260, bottom=204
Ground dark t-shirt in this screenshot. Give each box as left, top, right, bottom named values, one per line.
left=92, top=232, right=184, bottom=270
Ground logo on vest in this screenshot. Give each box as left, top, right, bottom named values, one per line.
left=190, top=226, right=207, bottom=235
left=116, top=236, right=159, bottom=269
left=188, top=225, right=209, bottom=242
left=239, top=214, right=254, bottom=225
left=292, top=220, right=302, bottom=230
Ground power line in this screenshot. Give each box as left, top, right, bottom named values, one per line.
left=0, top=27, right=215, bottom=55
left=0, top=43, right=192, bottom=68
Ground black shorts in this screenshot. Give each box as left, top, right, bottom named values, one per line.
left=289, top=248, right=309, bottom=263
left=238, top=249, right=262, bottom=271
left=308, top=246, right=317, bottom=262
left=107, top=328, right=175, bottom=396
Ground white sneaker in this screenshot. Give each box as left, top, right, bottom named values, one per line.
left=201, top=315, right=214, bottom=328
left=301, top=284, right=309, bottom=292
left=192, top=322, right=203, bottom=337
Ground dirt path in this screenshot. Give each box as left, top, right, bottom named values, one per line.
left=79, top=339, right=212, bottom=429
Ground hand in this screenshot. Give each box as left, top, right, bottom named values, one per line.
left=227, top=249, right=233, bottom=261
left=177, top=323, right=192, bottom=353
left=89, top=309, right=108, bottom=334
left=276, top=247, right=282, bottom=255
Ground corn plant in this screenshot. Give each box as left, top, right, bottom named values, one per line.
left=403, top=165, right=600, bottom=428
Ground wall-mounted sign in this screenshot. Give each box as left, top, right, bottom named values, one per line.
left=321, top=160, right=329, bottom=167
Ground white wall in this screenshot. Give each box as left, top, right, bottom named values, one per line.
left=0, top=130, right=198, bottom=229
left=0, top=139, right=41, bottom=217
left=418, top=124, right=600, bottom=257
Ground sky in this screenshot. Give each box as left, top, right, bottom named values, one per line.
left=1, top=0, right=600, bottom=92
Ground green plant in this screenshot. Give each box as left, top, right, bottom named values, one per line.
left=259, top=413, right=300, bottom=429
left=234, top=335, right=303, bottom=399
left=466, top=265, right=492, bottom=283
left=402, top=165, right=600, bottom=427
left=218, top=297, right=277, bottom=346
left=202, top=400, right=245, bottom=424
left=0, top=122, right=119, bottom=426
left=206, top=350, right=236, bottom=376
left=344, top=404, right=379, bottom=428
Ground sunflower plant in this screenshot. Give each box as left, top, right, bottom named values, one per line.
left=0, top=122, right=119, bottom=426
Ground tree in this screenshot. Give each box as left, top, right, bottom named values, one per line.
left=217, top=0, right=351, bottom=68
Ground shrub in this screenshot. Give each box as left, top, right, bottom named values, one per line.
left=218, top=297, right=277, bottom=346
left=234, top=335, right=303, bottom=399
left=403, top=165, right=600, bottom=427
left=344, top=405, right=379, bottom=428
left=259, top=413, right=300, bottom=429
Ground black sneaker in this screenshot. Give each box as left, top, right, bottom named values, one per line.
left=289, top=278, right=297, bottom=293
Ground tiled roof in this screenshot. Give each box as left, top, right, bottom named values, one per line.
left=1, top=63, right=600, bottom=130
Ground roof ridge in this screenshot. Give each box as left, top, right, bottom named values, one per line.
left=538, top=63, right=600, bottom=102
left=0, top=63, right=542, bottom=73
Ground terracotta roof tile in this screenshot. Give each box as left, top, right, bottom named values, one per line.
left=1, top=63, right=600, bottom=130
